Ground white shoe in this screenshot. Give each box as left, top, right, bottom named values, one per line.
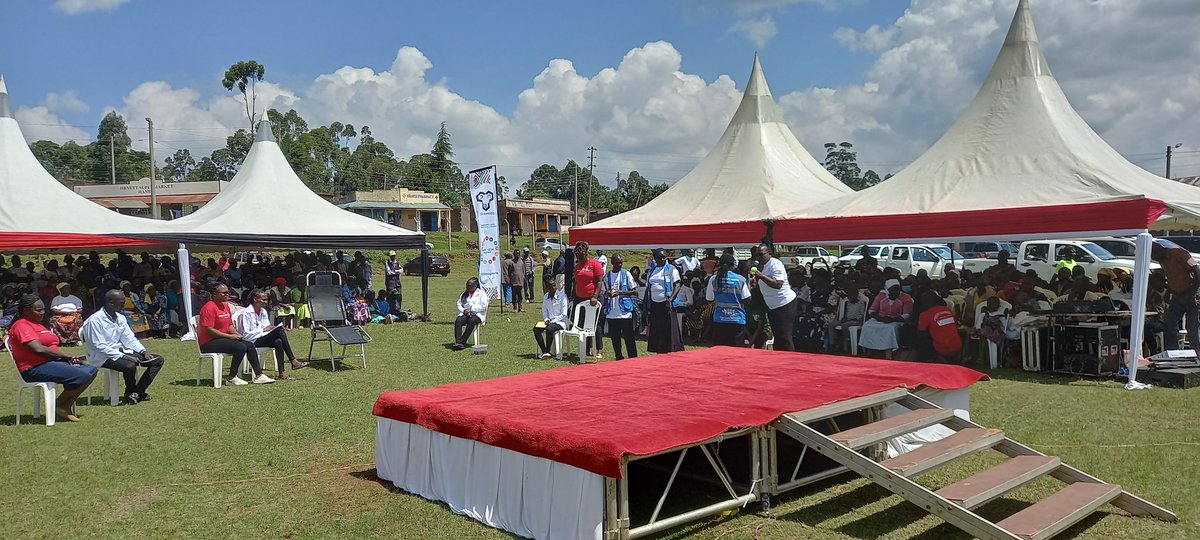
left=252, top=374, right=275, bottom=384
left=225, top=376, right=248, bottom=386
left=540, top=353, right=552, bottom=359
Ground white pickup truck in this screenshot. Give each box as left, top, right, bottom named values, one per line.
left=835, top=244, right=966, bottom=279
left=961, top=240, right=1152, bottom=281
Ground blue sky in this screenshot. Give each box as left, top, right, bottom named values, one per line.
left=3, top=0, right=1198, bottom=182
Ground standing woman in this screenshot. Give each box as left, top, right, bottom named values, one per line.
left=198, top=283, right=273, bottom=386
left=645, top=249, right=683, bottom=353
left=9, top=294, right=97, bottom=421
left=602, top=254, right=639, bottom=359
left=706, top=253, right=751, bottom=346
left=571, top=241, right=605, bottom=359
left=452, top=278, right=489, bottom=350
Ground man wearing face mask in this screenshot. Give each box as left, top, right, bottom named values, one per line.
left=858, top=278, right=913, bottom=358
left=750, top=244, right=798, bottom=351
left=80, top=289, right=166, bottom=405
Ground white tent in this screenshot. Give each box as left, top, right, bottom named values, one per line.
left=0, top=75, right=163, bottom=251
left=767, top=0, right=1200, bottom=245
left=570, top=54, right=851, bottom=249
left=764, top=0, right=1199, bottom=388
left=122, top=116, right=427, bottom=250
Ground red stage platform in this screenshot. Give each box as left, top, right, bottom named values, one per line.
left=374, top=347, right=985, bottom=478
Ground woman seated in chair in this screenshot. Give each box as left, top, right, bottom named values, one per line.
left=858, top=279, right=913, bottom=358
left=49, top=282, right=85, bottom=344
left=198, top=283, right=274, bottom=386
left=9, top=294, right=97, bottom=421
left=236, top=289, right=309, bottom=381
left=451, top=278, right=489, bottom=350
left=270, top=277, right=296, bottom=329
left=535, top=277, right=570, bottom=358
left=289, top=280, right=312, bottom=328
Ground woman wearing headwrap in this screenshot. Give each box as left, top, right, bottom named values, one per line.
left=9, top=294, right=97, bottom=421
left=858, top=278, right=913, bottom=358
left=144, top=283, right=170, bottom=338
left=49, top=282, right=85, bottom=344
left=269, top=277, right=296, bottom=329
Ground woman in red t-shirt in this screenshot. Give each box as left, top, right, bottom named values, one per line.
left=198, top=283, right=273, bottom=386
left=571, top=241, right=605, bottom=360
left=9, top=295, right=97, bottom=422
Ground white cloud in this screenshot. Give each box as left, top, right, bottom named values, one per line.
left=44, top=91, right=89, bottom=113
left=53, top=0, right=130, bottom=14
left=14, top=106, right=91, bottom=144
left=730, top=16, right=778, bottom=48
left=834, top=24, right=898, bottom=52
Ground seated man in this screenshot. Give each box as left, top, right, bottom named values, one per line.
left=80, top=289, right=165, bottom=405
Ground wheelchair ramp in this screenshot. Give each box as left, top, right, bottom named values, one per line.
left=772, top=390, right=1175, bottom=540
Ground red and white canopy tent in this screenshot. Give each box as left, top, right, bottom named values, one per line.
left=763, top=0, right=1200, bottom=386
left=0, top=75, right=162, bottom=252
left=569, top=55, right=852, bottom=249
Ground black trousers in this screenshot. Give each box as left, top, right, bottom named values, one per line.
left=454, top=314, right=482, bottom=345
left=711, top=323, right=744, bottom=347
left=766, top=298, right=799, bottom=352
left=252, top=327, right=295, bottom=371
left=534, top=322, right=564, bottom=354
left=101, top=353, right=165, bottom=397
left=200, top=338, right=261, bottom=378
left=524, top=274, right=535, bottom=301
left=511, top=286, right=524, bottom=309
left=607, top=317, right=638, bottom=360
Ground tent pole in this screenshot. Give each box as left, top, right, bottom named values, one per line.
left=761, top=220, right=775, bottom=252
left=177, top=243, right=195, bottom=340
left=421, top=245, right=430, bottom=321
left=1125, top=232, right=1152, bottom=389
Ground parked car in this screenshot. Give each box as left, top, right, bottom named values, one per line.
left=961, top=240, right=1153, bottom=281
left=403, top=254, right=451, bottom=276
left=535, top=237, right=565, bottom=252
left=950, top=241, right=1019, bottom=259
left=1085, top=237, right=1196, bottom=261
left=1160, top=236, right=1200, bottom=254
left=232, top=251, right=272, bottom=264
left=781, top=246, right=838, bottom=271
left=835, top=244, right=963, bottom=278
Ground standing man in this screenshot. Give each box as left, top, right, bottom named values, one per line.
left=510, top=249, right=526, bottom=312
left=522, top=247, right=536, bottom=302
left=596, top=249, right=609, bottom=274
left=384, top=250, right=403, bottom=292
left=541, top=250, right=553, bottom=286
left=674, top=249, right=700, bottom=276
left=80, top=290, right=166, bottom=405
left=352, top=251, right=373, bottom=290
left=1152, top=242, right=1200, bottom=356
left=553, top=247, right=569, bottom=294
left=501, top=252, right=515, bottom=306
left=751, top=244, right=798, bottom=351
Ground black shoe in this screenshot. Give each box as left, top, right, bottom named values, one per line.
left=138, top=392, right=151, bottom=402
left=123, top=394, right=139, bottom=405
left=451, top=343, right=465, bottom=351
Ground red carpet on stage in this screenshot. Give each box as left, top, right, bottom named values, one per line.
left=373, top=347, right=986, bottom=478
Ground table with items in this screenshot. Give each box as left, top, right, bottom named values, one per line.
left=1020, top=311, right=1156, bottom=377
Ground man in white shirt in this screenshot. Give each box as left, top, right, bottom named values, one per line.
left=596, top=249, right=609, bottom=274
left=81, top=289, right=165, bottom=404
left=535, top=278, right=570, bottom=358
left=453, top=278, right=490, bottom=350
left=674, top=249, right=700, bottom=275
left=752, top=244, right=798, bottom=351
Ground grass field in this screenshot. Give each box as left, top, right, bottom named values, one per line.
left=2, top=260, right=1198, bottom=540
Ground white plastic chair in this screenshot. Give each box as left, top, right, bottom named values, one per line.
left=559, top=302, right=600, bottom=361
left=78, top=334, right=120, bottom=406
left=6, top=336, right=57, bottom=426
left=471, top=320, right=485, bottom=347
left=534, top=323, right=564, bottom=357
left=232, top=307, right=280, bottom=375
left=191, top=315, right=226, bottom=388
left=834, top=297, right=866, bottom=356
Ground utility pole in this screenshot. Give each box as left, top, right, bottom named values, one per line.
left=573, top=166, right=579, bottom=226
left=1166, top=143, right=1182, bottom=179
left=615, top=172, right=621, bottom=210
left=586, top=146, right=597, bottom=217
left=146, top=117, right=158, bottom=219
left=109, top=134, right=116, bottom=184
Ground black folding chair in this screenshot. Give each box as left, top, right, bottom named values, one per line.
left=306, top=271, right=371, bottom=370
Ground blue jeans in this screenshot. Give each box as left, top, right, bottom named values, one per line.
left=1162, top=289, right=1200, bottom=356
left=503, top=284, right=512, bottom=304
left=21, top=359, right=97, bottom=390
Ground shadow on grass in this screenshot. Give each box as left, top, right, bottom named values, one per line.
left=168, top=379, right=206, bottom=387
left=984, top=367, right=1117, bottom=386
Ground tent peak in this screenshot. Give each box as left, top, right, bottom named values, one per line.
left=745, top=53, right=771, bottom=98
left=986, top=0, right=1051, bottom=81
left=254, top=113, right=276, bottom=143
left=0, top=74, right=10, bottom=119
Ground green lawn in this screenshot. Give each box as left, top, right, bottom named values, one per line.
left=2, top=265, right=1198, bottom=540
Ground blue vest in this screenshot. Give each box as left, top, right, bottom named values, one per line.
left=711, top=273, right=748, bottom=325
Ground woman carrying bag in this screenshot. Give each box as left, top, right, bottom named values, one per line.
left=602, top=254, right=639, bottom=360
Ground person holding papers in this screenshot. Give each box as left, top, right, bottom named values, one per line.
left=81, top=290, right=166, bottom=405
left=535, top=278, right=570, bottom=358
left=237, top=289, right=309, bottom=381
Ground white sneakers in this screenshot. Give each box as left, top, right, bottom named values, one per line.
left=225, top=374, right=275, bottom=386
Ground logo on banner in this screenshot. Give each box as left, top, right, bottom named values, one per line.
left=475, top=190, right=495, bottom=211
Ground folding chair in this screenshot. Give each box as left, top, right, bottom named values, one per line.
left=559, top=302, right=600, bottom=361
left=6, top=336, right=58, bottom=426
left=306, top=271, right=371, bottom=371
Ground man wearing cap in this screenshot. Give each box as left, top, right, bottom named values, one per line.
left=541, top=250, right=552, bottom=285
left=522, top=248, right=536, bottom=302
left=858, top=278, right=913, bottom=357
left=81, top=289, right=166, bottom=405
left=385, top=250, right=403, bottom=292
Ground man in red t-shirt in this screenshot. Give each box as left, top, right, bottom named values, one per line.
left=571, top=241, right=605, bottom=359
left=917, top=292, right=962, bottom=361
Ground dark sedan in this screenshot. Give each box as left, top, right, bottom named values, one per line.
left=403, top=255, right=451, bottom=277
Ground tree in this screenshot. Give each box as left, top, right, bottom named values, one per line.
left=822, top=141, right=883, bottom=191
left=224, top=129, right=253, bottom=165
left=162, top=149, right=196, bottom=182
left=222, top=60, right=266, bottom=134
left=97, top=111, right=132, bottom=149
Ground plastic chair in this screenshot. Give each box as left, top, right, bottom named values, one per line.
left=6, top=336, right=57, bottom=426
left=834, top=296, right=866, bottom=356
left=191, top=315, right=226, bottom=388
left=533, top=323, right=563, bottom=357
left=78, top=334, right=120, bottom=406
left=559, top=302, right=600, bottom=361
left=472, top=320, right=485, bottom=347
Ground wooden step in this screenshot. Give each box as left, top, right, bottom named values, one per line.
left=830, top=407, right=956, bottom=450
left=784, top=387, right=910, bottom=423
left=936, top=455, right=1062, bottom=509
left=996, top=482, right=1122, bottom=540
left=880, top=427, right=1005, bottom=477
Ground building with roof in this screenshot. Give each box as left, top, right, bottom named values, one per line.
left=338, top=188, right=452, bottom=232
left=72, top=177, right=225, bottom=219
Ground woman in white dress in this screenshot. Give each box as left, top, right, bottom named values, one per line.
left=859, top=279, right=913, bottom=357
